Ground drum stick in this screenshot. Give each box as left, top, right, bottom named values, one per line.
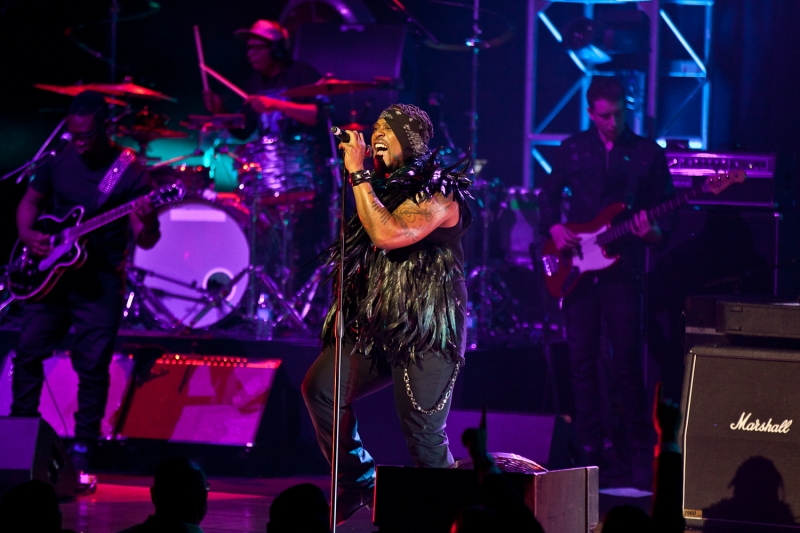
left=201, top=64, right=249, bottom=100
left=193, top=25, right=210, bottom=92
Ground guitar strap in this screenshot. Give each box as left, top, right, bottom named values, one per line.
left=92, top=148, right=137, bottom=213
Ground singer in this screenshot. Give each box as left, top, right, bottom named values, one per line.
left=302, top=104, right=472, bottom=524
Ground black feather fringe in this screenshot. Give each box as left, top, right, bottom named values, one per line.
left=321, top=150, right=472, bottom=365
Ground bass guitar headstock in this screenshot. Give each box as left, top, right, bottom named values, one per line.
left=703, top=169, right=747, bottom=196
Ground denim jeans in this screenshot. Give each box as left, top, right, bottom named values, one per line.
left=302, top=341, right=458, bottom=490
left=11, top=268, right=124, bottom=442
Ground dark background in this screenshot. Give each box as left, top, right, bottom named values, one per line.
left=1, top=0, right=799, bottom=259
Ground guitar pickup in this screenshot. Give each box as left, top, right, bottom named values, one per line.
left=542, top=255, right=559, bottom=277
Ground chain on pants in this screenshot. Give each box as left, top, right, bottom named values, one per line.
left=302, top=341, right=459, bottom=490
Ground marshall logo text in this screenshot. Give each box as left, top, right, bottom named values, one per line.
left=730, top=412, right=792, bottom=434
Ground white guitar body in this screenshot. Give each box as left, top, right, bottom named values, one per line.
left=567, top=228, right=619, bottom=276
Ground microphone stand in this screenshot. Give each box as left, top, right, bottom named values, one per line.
left=329, top=148, right=347, bottom=531
left=1, top=117, right=67, bottom=183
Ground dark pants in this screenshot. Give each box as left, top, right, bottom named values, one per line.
left=11, top=268, right=124, bottom=442
left=564, top=271, right=649, bottom=453
left=302, top=341, right=459, bottom=490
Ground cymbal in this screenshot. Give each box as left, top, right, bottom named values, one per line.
left=34, top=84, right=131, bottom=107
left=282, top=78, right=379, bottom=98
left=34, top=83, right=86, bottom=97
left=84, top=82, right=176, bottom=102
left=105, top=97, right=128, bottom=107
left=116, top=125, right=189, bottom=143
left=34, top=81, right=176, bottom=102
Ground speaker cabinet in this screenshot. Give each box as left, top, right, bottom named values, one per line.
left=119, top=354, right=280, bottom=445
left=681, top=345, right=800, bottom=530
left=373, top=465, right=598, bottom=533
left=446, top=410, right=580, bottom=470
left=0, top=417, right=76, bottom=498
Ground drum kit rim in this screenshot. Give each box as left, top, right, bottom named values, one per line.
left=25, top=76, right=386, bottom=337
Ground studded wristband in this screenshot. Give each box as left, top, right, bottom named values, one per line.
left=349, top=169, right=373, bottom=187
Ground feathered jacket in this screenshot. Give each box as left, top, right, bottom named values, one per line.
left=321, top=151, right=471, bottom=366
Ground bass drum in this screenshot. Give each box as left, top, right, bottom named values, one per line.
left=133, top=199, right=250, bottom=329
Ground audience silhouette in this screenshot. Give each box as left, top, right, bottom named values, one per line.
left=117, top=456, right=209, bottom=533
left=267, top=482, right=330, bottom=533
left=454, top=408, right=546, bottom=533
left=0, top=479, right=76, bottom=533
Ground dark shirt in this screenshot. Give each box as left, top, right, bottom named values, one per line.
left=235, top=60, right=321, bottom=139
left=30, top=143, right=151, bottom=270
left=538, top=124, right=675, bottom=277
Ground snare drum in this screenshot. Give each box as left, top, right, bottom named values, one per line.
left=236, top=135, right=316, bottom=205
left=133, top=199, right=250, bottom=329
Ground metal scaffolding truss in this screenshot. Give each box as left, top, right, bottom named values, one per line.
left=522, top=0, right=713, bottom=188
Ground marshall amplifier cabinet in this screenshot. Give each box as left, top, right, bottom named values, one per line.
left=666, top=151, right=776, bottom=207
left=681, top=345, right=800, bottom=530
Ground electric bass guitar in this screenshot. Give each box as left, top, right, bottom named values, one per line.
left=8, top=181, right=186, bottom=301
left=541, top=170, right=747, bottom=298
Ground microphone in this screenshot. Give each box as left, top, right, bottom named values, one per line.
left=46, top=132, right=73, bottom=158
left=330, top=126, right=372, bottom=157
left=52, top=132, right=72, bottom=152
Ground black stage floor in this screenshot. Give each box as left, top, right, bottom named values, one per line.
left=62, top=474, right=659, bottom=533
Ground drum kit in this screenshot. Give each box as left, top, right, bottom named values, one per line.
left=22, top=76, right=388, bottom=338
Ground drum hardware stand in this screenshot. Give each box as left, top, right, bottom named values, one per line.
left=125, top=266, right=184, bottom=330
left=238, top=176, right=308, bottom=334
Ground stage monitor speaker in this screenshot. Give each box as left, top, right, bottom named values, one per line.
left=0, top=417, right=77, bottom=498
left=373, top=465, right=598, bottom=533
left=682, top=345, right=800, bottom=530
left=446, top=409, right=580, bottom=470
left=0, top=351, right=134, bottom=439
left=118, top=354, right=280, bottom=445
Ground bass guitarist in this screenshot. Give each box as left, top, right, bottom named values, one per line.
left=11, top=91, right=160, bottom=475
left=538, top=77, right=675, bottom=486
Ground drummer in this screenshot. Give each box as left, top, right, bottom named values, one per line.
left=203, top=19, right=320, bottom=136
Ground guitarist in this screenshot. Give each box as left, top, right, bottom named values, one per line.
left=10, top=91, right=160, bottom=475
left=538, top=77, right=675, bottom=486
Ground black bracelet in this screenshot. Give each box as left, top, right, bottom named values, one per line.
left=349, top=169, right=373, bottom=187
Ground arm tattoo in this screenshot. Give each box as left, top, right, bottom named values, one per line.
left=366, top=191, right=453, bottom=243
left=369, top=191, right=392, bottom=225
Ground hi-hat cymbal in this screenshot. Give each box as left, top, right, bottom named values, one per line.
left=34, top=81, right=176, bottom=102
left=281, top=78, right=380, bottom=98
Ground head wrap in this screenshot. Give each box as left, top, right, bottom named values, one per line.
left=378, top=104, right=433, bottom=162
